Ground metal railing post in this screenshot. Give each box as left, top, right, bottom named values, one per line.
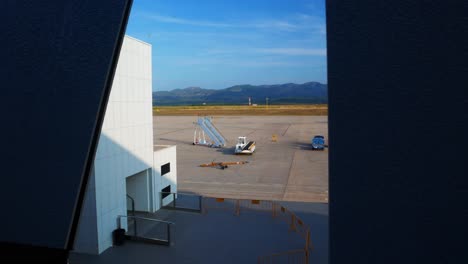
left=133, top=218, right=137, bottom=237
left=202, top=197, right=207, bottom=215
left=272, top=202, right=277, bottom=218
left=290, top=214, right=297, bottom=232
left=173, top=193, right=176, bottom=208
left=199, top=195, right=202, bottom=211
left=167, top=223, right=171, bottom=245
left=118, top=215, right=175, bottom=245
left=126, top=195, right=137, bottom=236
left=307, top=229, right=312, bottom=250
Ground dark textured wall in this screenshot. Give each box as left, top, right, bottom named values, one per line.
left=0, top=0, right=131, bottom=252
left=327, top=1, right=468, bottom=263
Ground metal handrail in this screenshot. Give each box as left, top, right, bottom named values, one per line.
left=118, top=215, right=175, bottom=225
left=125, top=195, right=137, bottom=236
left=202, top=197, right=312, bottom=251
left=198, top=119, right=221, bottom=146
left=126, top=194, right=135, bottom=216
left=207, top=118, right=228, bottom=143
left=118, top=215, right=175, bottom=246
left=160, top=192, right=203, bottom=212
left=160, top=191, right=200, bottom=197
left=203, top=117, right=226, bottom=145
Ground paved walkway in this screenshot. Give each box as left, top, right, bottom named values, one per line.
left=69, top=202, right=327, bottom=264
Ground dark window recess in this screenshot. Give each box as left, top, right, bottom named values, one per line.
left=161, top=163, right=170, bottom=176
left=161, top=185, right=171, bottom=199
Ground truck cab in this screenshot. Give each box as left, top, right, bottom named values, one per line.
left=312, top=135, right=325, bottom=150
left=235, top=136, right=255, bottom=154
left=237, top=136, right=246, bottom=146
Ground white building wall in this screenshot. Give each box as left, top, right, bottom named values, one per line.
left=153, top=146, right=178, bottom=211
left=74, top=36, right=153, bottom=254
left=126, top=169, right=152, bottom=212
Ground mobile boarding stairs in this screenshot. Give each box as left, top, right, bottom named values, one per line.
left=193, top=116, right=227, bottom=148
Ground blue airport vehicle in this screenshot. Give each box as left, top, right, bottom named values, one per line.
left=312, top=135, right=325, bottom=150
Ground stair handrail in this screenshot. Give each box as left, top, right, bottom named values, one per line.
left=118, top=215, right=175, bottom=245
left=160, top=191, right=203, bottom=212
left=209, top=120, right=228, bottom=143
left=118, top=215, right=174, bottom=225
left=202, top=117, right=226, bottom=145
left=126, top=194, right=136, bottom=216
left=197, top=117, right=222, bottom=146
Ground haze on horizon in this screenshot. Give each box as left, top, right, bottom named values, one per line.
left=126, top=0, right=327, bottom=91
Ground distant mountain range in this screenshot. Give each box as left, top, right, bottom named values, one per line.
left=152, top=82, right=327, bottom=105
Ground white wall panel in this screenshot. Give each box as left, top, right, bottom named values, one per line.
left=75, top=36, right=155, bottom=254
left=152, top=146, right=178, bottom=211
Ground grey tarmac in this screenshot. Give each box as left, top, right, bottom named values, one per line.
left=153, top=115, right=328, bottom=203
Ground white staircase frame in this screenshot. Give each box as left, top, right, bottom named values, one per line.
left=193, top=116, right=226, bottom=147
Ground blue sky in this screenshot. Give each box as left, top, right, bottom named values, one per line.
left=126, top=0, right=327, bottom=91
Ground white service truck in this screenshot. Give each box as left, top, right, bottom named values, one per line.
left=234, top=136, right=256, bottom=154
